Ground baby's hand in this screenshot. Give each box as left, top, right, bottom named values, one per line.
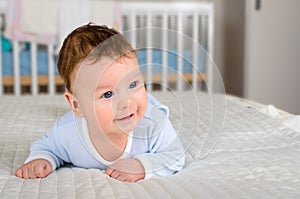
left=15, top=159, right=52, bottom=179
left=106, top=158, right=145, bottom=182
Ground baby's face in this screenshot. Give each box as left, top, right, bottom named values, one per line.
left=72, top=55, right=148, bottom=135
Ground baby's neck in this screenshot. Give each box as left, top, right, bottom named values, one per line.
left=89, top=131, right=129, bottom=162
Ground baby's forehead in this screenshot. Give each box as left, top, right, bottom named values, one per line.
left=72, top=56, right=114, bottom=79
left=72, top=55, right=139, bottom=86
left=82, top=54, right=137, bottom=68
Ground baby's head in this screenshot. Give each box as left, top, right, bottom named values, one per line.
left=57, top=23, right=148, bottom=134
left=57, top=23, right=134, bottom=93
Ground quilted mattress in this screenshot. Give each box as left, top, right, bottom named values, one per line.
left=0, top=91, right=299, bottom=198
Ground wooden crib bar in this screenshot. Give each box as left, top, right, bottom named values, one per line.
left=12, top=41, right=19, bottom=95
left=177, top=12, right=183, bottom=91
left=162, top=13, right=168, bottom=92
left=48, top=44, right=55, bottom=95
left=146, top=11, right=153, bottom=91
left=0, top=29, right=2, bottom=95
left=207, top=6, right=214, bottom=94
left=192, top=13, right=199, bottom=90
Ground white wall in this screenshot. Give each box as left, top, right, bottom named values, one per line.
left=244, top=0, right=300, bottom=114
left=223, top=0, right=245, bottom=96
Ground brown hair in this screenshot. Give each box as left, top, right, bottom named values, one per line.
left=57, top=23, right=135, bottom=92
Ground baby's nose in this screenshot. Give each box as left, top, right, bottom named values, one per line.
left=115, top=92, right=131, bottom=110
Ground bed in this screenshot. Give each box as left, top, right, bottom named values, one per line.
left=0, top=91, right=299, bottom=198
left=1, top=2, right=299, bottom=198
left=0, top=2, right=213, bottom=95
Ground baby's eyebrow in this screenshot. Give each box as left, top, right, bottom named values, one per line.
left=132, top=71, right=143, bottom=78
left=95, top=70, right=143, bottom=91
left=96, top=83, right=112, bottom=91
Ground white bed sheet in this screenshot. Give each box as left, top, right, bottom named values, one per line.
left=0, top=92, right=299, bottom=198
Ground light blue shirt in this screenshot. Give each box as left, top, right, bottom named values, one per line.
left=26, top=94, right=185, bottom=178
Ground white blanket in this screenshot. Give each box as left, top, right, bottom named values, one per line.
left=0, top=92, right=299, bottom=198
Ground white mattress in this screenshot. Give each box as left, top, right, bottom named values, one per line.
left=0, top=92, right=299, bottom=198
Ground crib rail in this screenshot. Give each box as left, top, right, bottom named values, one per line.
left=0, top=2, right=214, bottom=95
left=121, top=2, right=214, bottom=92
left=0, top=41, right=64, bottom=95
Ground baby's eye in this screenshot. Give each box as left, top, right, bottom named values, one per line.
left=129, top=81, right=138, bottom=89
left=101, top=91, right=114, bottom=99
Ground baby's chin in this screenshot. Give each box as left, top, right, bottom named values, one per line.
left=115, top=122, right=138, bottom=134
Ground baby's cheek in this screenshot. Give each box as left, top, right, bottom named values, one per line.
left=95, top=107, right=114, bottom=131
left=97, top=112, right=113, bottom=124
left=135, top=90, right=148, bottom=117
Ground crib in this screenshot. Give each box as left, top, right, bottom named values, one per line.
left=0, top=1, right=214, bottom=95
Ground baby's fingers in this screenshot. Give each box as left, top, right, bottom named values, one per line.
left=110, top=170, right=121, bottom=179
left=106, top=166, right=114, bottom=176
left=116, top=174, right=127, bottom=182
left=21, top=167, right=30, bottom=179
left=15, top=159, right=52, bottom=179
left=15, top=168, right=23, bottom=178
left=106, top=167, right=124, bottom=181
left=34, top=160, right=52, bottom=178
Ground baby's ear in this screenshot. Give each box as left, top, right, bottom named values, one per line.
left=64, top=91, right=84, bottom=117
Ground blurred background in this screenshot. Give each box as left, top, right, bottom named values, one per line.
left=0, top=0, right=299, bottom=114
left=212, top=0, right=300, bottom=115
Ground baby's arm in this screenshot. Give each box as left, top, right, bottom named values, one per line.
left=106, top=119, right=185, bottom=181
left=15, top=159, right=52, bottom=179
left=134, top=119, right=185, bottom=178
left=16, top=120, right=68, bottom=179
left=105, top=158, right=145, bottom=182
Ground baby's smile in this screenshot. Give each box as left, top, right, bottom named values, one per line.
left=115, top=113, right=135, bottom=122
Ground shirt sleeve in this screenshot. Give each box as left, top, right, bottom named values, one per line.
left=134, top=105, right=185, bottom=178
left=25, top=120, right=70, bottom=171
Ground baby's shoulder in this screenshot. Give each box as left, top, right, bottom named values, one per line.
left=138, top=94, right=170, bottom=133
left=145, top=93, right=169, bottom=120
left=46, top=111, right=83, bottom=143
left=55, top=111, right=79, bottom=131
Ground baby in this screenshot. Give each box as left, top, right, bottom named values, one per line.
left=16, top=23, right=185, bottom=182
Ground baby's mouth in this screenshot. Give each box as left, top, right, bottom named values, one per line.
left=115, top=113, right=135, bottom=122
